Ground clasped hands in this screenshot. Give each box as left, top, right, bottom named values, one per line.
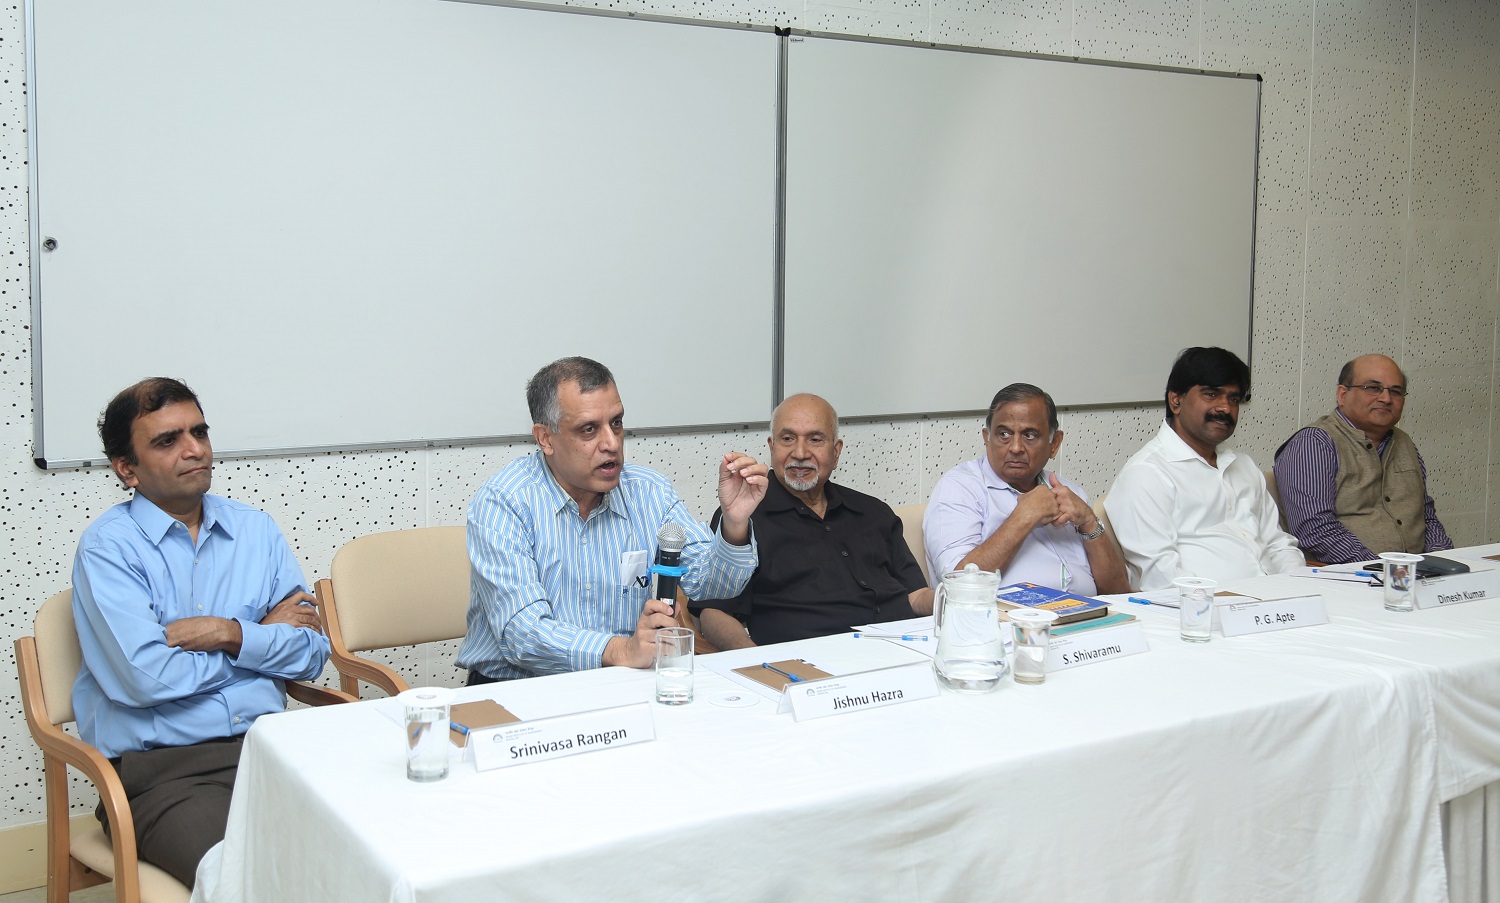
left=1015, top=473, right=1100, bottom=535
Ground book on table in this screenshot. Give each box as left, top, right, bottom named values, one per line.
left=996, top=582, right=1110, bottom=625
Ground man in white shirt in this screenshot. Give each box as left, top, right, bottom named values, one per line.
left=1105, top=347, right=1303, bottom=590
left=924, top=383, right=1128, bottom=595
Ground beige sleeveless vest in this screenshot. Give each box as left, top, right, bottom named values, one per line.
left=1311, top=412, right=1426, bottom=554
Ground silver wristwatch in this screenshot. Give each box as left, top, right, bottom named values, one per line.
left=1077, top=522, right=1106, bottom=541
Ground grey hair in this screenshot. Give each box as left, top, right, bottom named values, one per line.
left=771, top=393, right=839, bottom=441
left=526, top=357, right=615, bottom=431
left=985, top=383, right=1058, bottom=434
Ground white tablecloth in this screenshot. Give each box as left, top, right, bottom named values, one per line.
left=194, top=549, right=1500, bottom=903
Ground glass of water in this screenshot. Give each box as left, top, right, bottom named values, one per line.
left=1008, top=608, right=1057, bottom=685
left=1379, top=552, right=1424, bottom=612
left=655, top=627, right=694, bottom=705
left=399, top=687, right=453, bottom=782
left=1173, top=577, right=1217, bottom=643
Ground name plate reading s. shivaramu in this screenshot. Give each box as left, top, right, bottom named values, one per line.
left=1416, top=569, right=1500, bottom=610
left=471, top=703, right=655, bottom=772
left=779, top=662, right=937, bottom=722
left=1045, top=621, right=1148, bottom=672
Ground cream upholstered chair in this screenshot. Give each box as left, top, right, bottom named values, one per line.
left=1090, top=492, right=1127, bottom=565
left=892, top=503, right=929, bottom=583
left=315, top=526, right=470, bottom=698
left=1263, top=468, right=1292, bottom=533
left=15, top=590, right=348, bottom=903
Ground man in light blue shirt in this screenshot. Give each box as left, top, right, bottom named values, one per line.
left=457, top=356, right=767, bottom=682
left=71, top=377, right=329, bottom=888
left=924, top=383, right=1128, bottom=595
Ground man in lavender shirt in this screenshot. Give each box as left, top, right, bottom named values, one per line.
left=1273, top=354, right=1451, bottom=564
left=923, top=383, right=1129, bottom=594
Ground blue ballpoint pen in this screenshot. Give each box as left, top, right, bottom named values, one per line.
left=852, top=632, right=930, bottom=641
left=761, top=662, right=803, bottom=682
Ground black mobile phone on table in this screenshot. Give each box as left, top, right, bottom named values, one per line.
left=1363, top=555, right=1470, bottom=579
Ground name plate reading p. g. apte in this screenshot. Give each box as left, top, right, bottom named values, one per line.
left=1416, top=569, right=1500, bottom=610
left=779, top=662, right=937, bottom=722
left=1045, top=621, right=1148, bottom=672
left=470, top=703, right=655, bottom=772
left=1217, top=594, right=1328, bottom=637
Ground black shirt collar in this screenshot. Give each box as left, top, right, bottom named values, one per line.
left=763, top=470, right=861, bottom=516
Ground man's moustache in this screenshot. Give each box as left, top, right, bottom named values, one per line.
left=1206, top=414, right=1235, bottom=426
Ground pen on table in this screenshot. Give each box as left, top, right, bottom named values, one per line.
left=852, top=632, right=930, bottom=641
left=1310, top=568, right=1375, bottom=578
left=1302, top=570, right=1378, bottom=584
left=450, top=721, right=470, bottom=736
left=1127, top=597, right=1153, bottom=606
left=760, top=662, right=803, bottom=682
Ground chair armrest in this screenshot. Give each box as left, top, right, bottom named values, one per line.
left=314, top=577, right=411, bottom=698
left=15, top=636, right=145, bottom=893
left=287, top=681, right=357, bottom=706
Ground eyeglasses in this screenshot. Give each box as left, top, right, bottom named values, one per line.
left=1343, top=383, right=1408, bottom=399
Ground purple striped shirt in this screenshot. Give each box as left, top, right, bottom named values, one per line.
left=1273, top=412, right=1452, bottom=564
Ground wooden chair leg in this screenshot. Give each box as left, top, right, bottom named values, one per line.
left=44, top=756, right=78, bottom=903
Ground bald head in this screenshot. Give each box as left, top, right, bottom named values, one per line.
left=1337, top=354, right=1408, bottom=440
left=769, top=394, right=842, bottom=494
left=1338, top=354, right=1406, bottom=389
left=772, top=394, right=838, bottom=438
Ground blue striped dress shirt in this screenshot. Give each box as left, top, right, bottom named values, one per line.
left=457, top=451, right=757, bottom=680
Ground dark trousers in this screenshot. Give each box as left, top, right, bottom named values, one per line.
left=98, top=735, right=243, bottom=889
left=467, top=669, right=501, bottom=686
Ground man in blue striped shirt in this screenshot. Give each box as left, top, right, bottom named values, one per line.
left=457, top=357, right=766, bottom=682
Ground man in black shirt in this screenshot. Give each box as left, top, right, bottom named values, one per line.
left=695, top=394, right=933, bottom=649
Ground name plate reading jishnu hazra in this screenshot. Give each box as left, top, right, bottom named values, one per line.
left=779, top=662, right=937, bottom=722
left=1217, top=594, right=1328, bottom=637
left=470, top=703, right=655, bottom=772
left=1045, top=621, right=1148, bottom=672
left=1416, top=569, right=1500, bottom=610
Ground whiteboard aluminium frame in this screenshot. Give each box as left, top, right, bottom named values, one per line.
left=24, top=0, right=1260, bottom=467
left=776, top=26, right=1263, bottom=424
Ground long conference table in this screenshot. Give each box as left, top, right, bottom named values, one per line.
left=192, top=546, right=1500, bottom=902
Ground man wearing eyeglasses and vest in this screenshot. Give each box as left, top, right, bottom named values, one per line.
left=1273, top=354, right=1452, bottom=565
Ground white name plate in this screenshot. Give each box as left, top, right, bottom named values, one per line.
left=471, top=703, right=655, bottom=772
left=1046, top=621, right=1148, bottom=671
left=1218, top=594, right=1328, bottom=637
left=1416, top=569, right=1500, bottom=610
left=779, top=662, right=937, bottom=722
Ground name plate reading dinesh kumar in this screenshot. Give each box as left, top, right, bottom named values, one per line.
left=471, top=703, right=655, bottom=772
left=1416, top=570, right=1500, bottom=610
left=1045, top=621, right=1148, bottom=672
left=1217, top=594, right=1328, bottom=637
left=779, top=662, right=937, bottom=722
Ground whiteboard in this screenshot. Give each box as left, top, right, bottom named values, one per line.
left=781, top=36, right=1260, bottom=415
left=29, top=0, right=778, bottom=465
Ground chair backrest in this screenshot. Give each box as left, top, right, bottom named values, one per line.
left=34, top=589, right=80, bottom=726
left=1263, top=468, right=1291, bottom=533
left=1090, top=492, right=1127, bottom=565
left=892, top=503, right=929, bottom=583
left=328, top=526, right=470, bottom=652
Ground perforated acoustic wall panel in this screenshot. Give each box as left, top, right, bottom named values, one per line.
left=1, top=0, right=1496, bottom=837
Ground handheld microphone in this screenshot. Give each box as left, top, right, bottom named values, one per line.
left=653, top=522, right=688, bottom=614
